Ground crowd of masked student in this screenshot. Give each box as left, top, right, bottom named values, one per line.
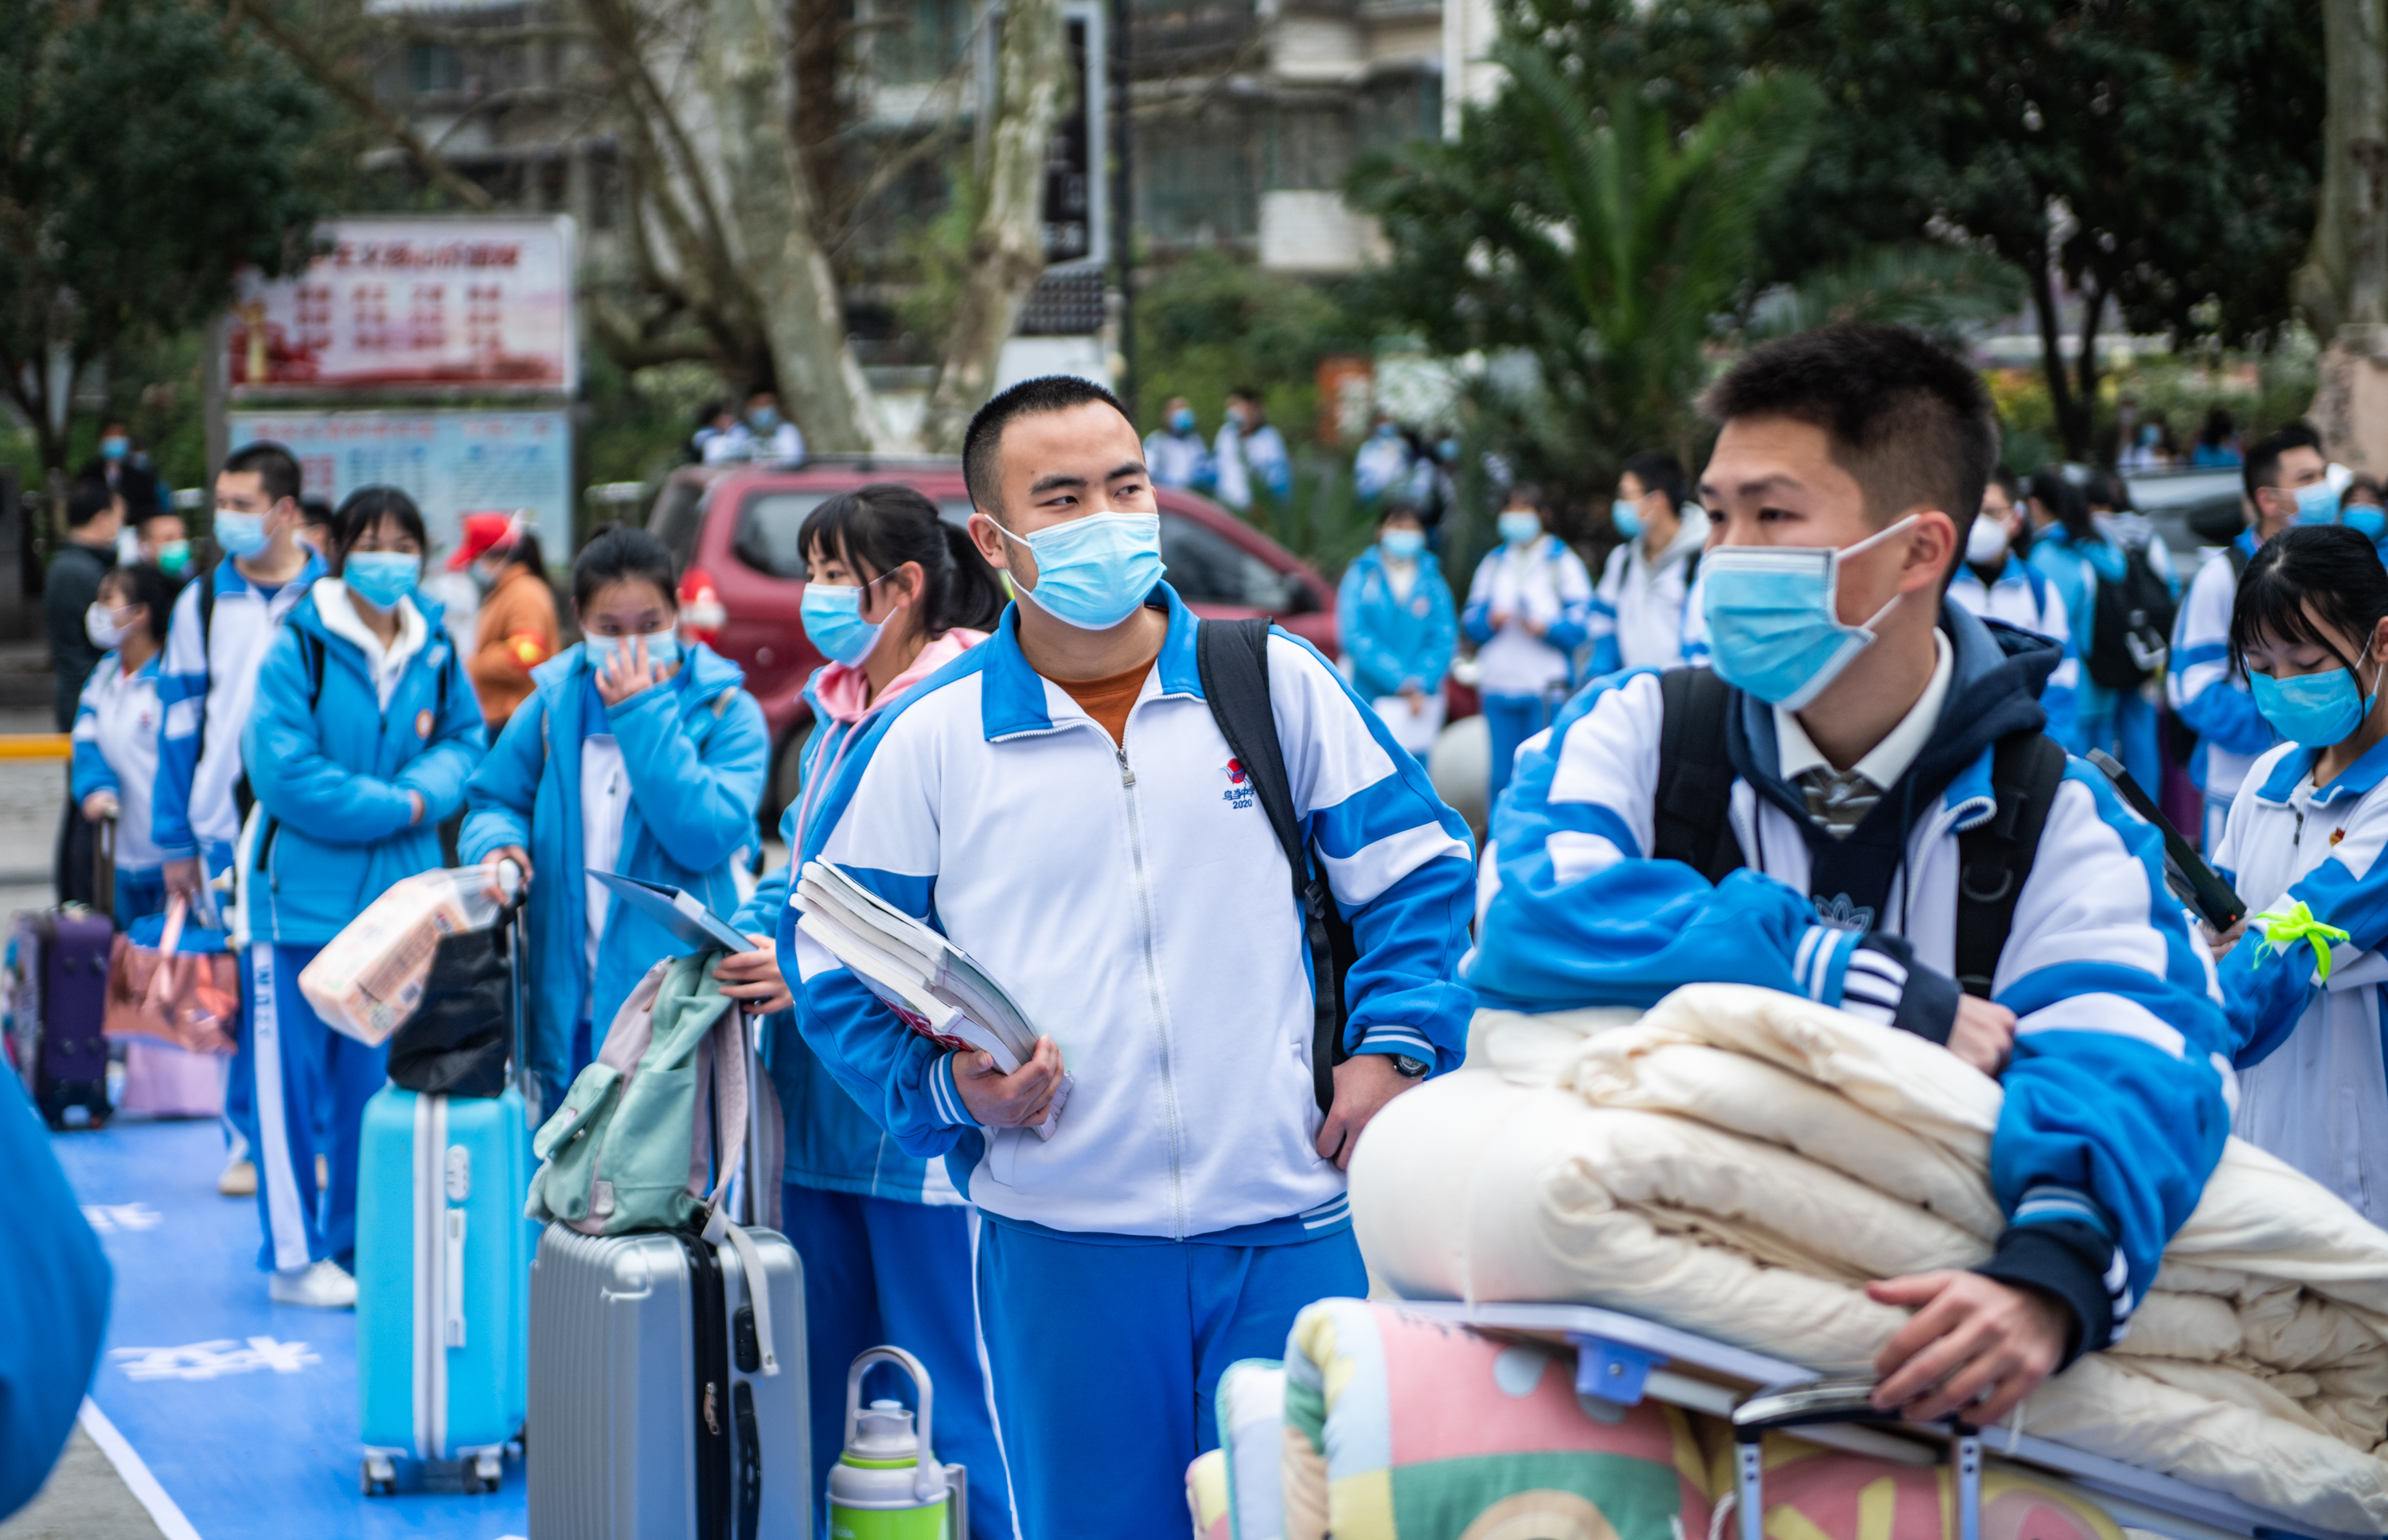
left=11, top=335, right=2388, bottom=1536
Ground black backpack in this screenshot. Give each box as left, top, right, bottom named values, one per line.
left=1650, top=668, right=2066, bottom=998
left=1195, top=618, right=1358, bottom=1112
left=2085, top=540, right=2177, bottom=691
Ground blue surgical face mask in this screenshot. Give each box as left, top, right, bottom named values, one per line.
left=2347, top=505, right=2388, bottom=542
left=1610, top=497, right=1645, bottom=541
left=591, top=627, right=681, bottom=673
left=100, top=435, right=128, bottom=461
left=1700, top=516, right=1918, bottom=712
left=214, top=508, right=267, bottom=557
left=2249, top=657, right=2382, bottom=747
left=1169, top=407, right=1196, bottom=435
left=801, top=578, right=890, bottom=667
left=1380, top=528, right=1425, bottom=559
left=989, top=511, right=1167, bottom=632
left=2295, top=479, right=2340, bottom=524
left=1497, top=511, right=1542, bottom=548
left=342, top=551, right=419, bottom=610
left=750, top=406, right=781, bottom=432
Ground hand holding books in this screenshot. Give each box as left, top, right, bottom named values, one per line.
left=955, top=1035, right=1067, bottom=1129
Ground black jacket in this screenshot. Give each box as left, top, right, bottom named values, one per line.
left=44, top=541, right=115, bottom=730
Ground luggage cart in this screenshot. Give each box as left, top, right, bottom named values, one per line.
left=1399, top=1300, right=2370, bottom=1540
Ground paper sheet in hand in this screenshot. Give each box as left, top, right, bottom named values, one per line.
left=794, top=859, right=1070, bottom=1139
left=587, top=870, right=754, bottom=954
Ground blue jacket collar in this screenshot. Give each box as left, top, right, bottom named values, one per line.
left=979, top=583, right=1200, bottom=741
left=2236, top=528, right=2261, bottom=561
left=2256, top=732, right=2388, bottom=806
left=213, top=551, right=324, bottom=598
left=286, top=584, right=449, bottom=645
left=1352, top=547, right=1441, bottom=583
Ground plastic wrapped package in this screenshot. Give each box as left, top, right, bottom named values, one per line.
left=299, top=865, right=518, bottom=1046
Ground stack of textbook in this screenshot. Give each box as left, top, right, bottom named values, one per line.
left=793, top=860, right=1070, bottom=1137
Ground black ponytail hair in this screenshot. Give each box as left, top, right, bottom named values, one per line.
left=2230, top=524, right=2388, bottom=676
left=799, top=482, right=1006, bottom=637
left=100, top=561, right=182, bottom=645
left=331, top=486, right=429, bottom=571
left=2026, top=466, right=2097, bottom=546
left=572, top=524, right=678, bottom=611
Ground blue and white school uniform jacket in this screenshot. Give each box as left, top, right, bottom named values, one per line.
left=781, top=586, right=1477, bottom=1243
left=2168, top=534, right=2278, bottom=818
left=154, top=555, right=323, bottom=865
left=1471, top=602, right=2232, bottom=1359
left=72, top=653, right=166, bottom=873
left=1337, top=547, right=1458, bottom=701
left=2210, top=737, right=2388, bottom=1225
left=1461, top=536, right=1594, bottom=699
left=1948, top=556, right=2078, bottom=747
left=1586, top=508, right=1710, bottom=677
left=460, top=643, right=767, bottom=1094
left=242, top=582, right=488, bottom=946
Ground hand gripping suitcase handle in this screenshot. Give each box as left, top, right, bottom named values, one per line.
left=1731, top=1380, right=1980, bottom=1540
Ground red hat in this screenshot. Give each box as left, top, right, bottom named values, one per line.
left=448, top=511, right=521, bottom=571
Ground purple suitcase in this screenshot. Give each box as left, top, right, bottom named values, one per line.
left=11, top=912, right=115, bottom=1129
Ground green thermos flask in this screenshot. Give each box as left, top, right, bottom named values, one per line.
left=825, top=1346, right=967, bottom=1540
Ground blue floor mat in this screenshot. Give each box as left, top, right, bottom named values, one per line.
left=51, top=1117, right=528, bottom=1539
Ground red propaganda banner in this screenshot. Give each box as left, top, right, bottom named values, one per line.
left=228, top=216, right=578, bottom=396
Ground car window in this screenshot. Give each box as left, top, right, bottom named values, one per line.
left=649, top=478, right=704, bottom=569
left=734, top=490, right=978, bottom=579
left=1160, top=513, right=1301, bottom=610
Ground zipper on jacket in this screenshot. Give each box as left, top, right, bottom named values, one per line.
left=1114, top=739, right=1186, bottom=1238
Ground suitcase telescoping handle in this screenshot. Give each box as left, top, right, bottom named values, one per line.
left=1731, top=1378, right=1980, bottom=1540
left=493, top=860, right=533, bottom=1125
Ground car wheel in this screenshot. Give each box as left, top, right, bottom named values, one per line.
left=764, top=718, right=817, bottom=842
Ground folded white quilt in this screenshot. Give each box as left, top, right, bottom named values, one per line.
left=1349, top=984, right=2388, bottom=1532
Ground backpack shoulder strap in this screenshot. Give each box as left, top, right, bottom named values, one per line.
left=2225, top=541, right=2252, bottom=582
left=1652, top=667, right=1744, bottom=883
left=1195, top=618, right=1353, bottom=1113
left=1952, top=731, right=2068, bottom=998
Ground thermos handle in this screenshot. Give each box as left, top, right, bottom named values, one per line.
left=844, top=1345, right=945, bottom=1504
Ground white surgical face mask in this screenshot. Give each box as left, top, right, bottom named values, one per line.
left=1965, top=517, right=2010, bottom=567
left=86, top=603, right=131, bottom=650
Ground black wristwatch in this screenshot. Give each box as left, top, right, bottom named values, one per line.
left=1391, top=1055, right=1430, bottom=1079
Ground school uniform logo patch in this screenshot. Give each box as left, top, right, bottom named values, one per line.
left=1222, top=758, right=1257, bottom=810
left=415, top=708, right=434, bottom=739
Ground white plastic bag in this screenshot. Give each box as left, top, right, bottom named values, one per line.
left=299, top=864, right=519, bottom=1046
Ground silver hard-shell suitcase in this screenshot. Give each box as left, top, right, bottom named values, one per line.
left=529, top=1222, right=808, bottom=1538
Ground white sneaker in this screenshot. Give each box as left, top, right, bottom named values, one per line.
left=269, top=1259, right=357, bottom=1309
left=217, top=1156, right=256, bottom=1197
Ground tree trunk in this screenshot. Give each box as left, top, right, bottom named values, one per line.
left=2071, top=273, right=2106, bottom=465
left=705, top=0, right=881, bottom=450
left=918, top=0, right=1070, bottom=453
left=2298, top=0, right=2388, bottom=335
left=2025, top=249, right=2082, bottom=465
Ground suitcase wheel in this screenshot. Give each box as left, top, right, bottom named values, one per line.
left=361, top=1454, right=398, bottom=1497
left=469, top=1450, right=502, bottom=1493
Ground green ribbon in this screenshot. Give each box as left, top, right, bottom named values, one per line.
left=2253, top=900, right=2351, bottom=982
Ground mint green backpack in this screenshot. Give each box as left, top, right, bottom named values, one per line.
left=526, top=950, right=784, bottom=1242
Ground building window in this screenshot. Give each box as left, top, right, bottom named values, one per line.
left=408, top=43, right=464, bottom=95
left=1137, top=111, right=1258, bottom=244
left=1264, top=103, right=1354, bottom=191
left=875, top=0, right=973, bottom=85
left=1356, top=70, right=1440, bottom=159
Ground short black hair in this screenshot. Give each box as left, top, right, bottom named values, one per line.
left=962, top=376, right=1132, bottom=513
left=2230, top=524, right=2388, bottom=676
left=332, top=487, right=428, bottom=571
left=2027, top=466, right=2097, bottom=545
left=2245, top=423, right=2324, bottom=503
left=1986, top=467, right=2020, bottom=503
left=572, top=524, right=678, bottom=611
left=99, top=561, right=182, bottom=646
left=221, top=442, right=302, bottom=507
left=299, top=496, right=337, bottom=531
left=1702, top=324, right=2000, bottom=546
left=802, top=483, right=1006, bottom=637
left=2344, top=474, right=2385, bottom=511
left=1618, top=450, right=1688, bottom=515
left=2088, top=470, right=2133, bottom=513
left=64, top=474, right=117, bottom=529
left=1504, top=483, right=1549, bottom=515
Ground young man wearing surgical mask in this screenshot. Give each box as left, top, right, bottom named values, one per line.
left=1586, top=450, right=1711, bottom=678
left=1142, top=393, right=1212, bottom=490
left=154, top=442, right=322, bottom=1197
left=1475, top=324, right=2230, bottom=1437
left=779, top=376, right=1474, bottom=1536
left=155, top=443, right=322, bottom=914
left=1947, top=468, right=2077, bottom=744
left=708, top=387, right=807, bottom=464
left=1461, top=485, right=1595, bottom=803
left=2166, top=425, right=2322, bottom=850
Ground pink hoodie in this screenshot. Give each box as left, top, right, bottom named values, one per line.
left=810, top=627, right=989, bottom=728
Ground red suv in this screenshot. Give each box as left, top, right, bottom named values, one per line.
left=645, top=457, right=1339, bottom=821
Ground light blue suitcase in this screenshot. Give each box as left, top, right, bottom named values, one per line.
left=354, top=901, right=539, bottom=1494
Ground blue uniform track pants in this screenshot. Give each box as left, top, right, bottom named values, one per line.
left=974, top=1222, right=1366, bottom=1539
left=232, top=942, right=387, bottom=1273
left=1481, top=692, right=1557, bottom=808
left=782, top=1184, right=1012, bottom=1540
